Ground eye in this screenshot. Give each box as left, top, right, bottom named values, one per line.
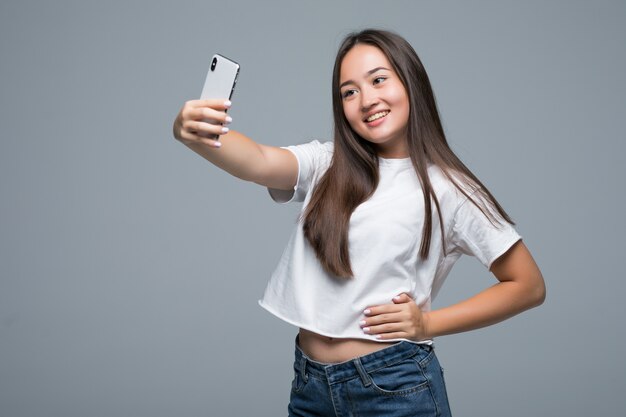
left=341, top=89, right=357, bottom=99
left=373, top=76, right=387, bottom=85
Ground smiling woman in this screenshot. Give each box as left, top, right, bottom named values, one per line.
left=172, top=28, right=545, bottom=417
left=339, top=45, right=411, bottom=158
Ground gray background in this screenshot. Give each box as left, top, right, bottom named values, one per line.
left=1, top=0, right=624, bottom=416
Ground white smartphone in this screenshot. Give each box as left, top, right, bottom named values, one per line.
left=199, top=54, right=240, bottom=140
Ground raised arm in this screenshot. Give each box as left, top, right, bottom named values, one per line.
left=172, top=99, right=297, bottom=191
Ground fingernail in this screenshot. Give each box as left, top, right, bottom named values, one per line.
left=393, top=296, right=400, bottom=301
left=224, top=100, right=232, bottom=108
left=362, top=327, right=370, bottom=333
left=359, top=320, right=366, bottom=326
left=363, top=309, right=371, bottom=315
left=214, top=141, right=222, bottom=148
left=221, top=127, right=229, bottom=133
left=225, top=116, right=233, bottom=124
left=375, top=335, right=382, bottom=339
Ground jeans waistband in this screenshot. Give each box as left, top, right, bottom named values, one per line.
left=294, top=334, right=432, bottom=386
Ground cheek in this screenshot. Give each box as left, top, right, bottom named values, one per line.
left=389, top=87, right=409, bottom=111
left=391, top=96, right=410, bottom=125
left=343, top=103, right=362, bottom=128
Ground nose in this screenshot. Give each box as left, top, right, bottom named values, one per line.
left=360, top=85, right=379, bottom=111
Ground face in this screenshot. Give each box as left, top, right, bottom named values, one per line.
left=339, top=44, right=410, bottom=158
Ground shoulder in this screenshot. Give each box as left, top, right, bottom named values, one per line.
left=277, top=139, right=334, bottom=186
left=427, top=164, right=477, bottom=210
left=284, top=139, right=333, bottom=160
left=315, top=139, right=334, bottom=159
left=283, top=139, right=334, bottom=173
left=285, top=139, right=333, bottom=152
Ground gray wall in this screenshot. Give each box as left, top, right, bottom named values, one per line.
left=1, top=0, right=624, bottom=415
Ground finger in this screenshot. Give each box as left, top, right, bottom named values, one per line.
left=196, top=136, right=223, bottom=148
left=361, top=308, right=413, bottom=329
left=184, top=120, right=230, bottom=137
left=363, top=322, right=405, bottom=335
left=178, top=130, right=222, bottom=148
left=361, top=311, right=408, bottom=328
left=373, top=331, right=410, bottom=341
left=363, top=305, right=402, bottom=317
left=186, top=106, right=232, bottom=125
left=392, top=293, right=413, bottom=304
left=187, top=98, right=232, bottom=111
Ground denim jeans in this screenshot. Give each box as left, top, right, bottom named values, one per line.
left=288, top=335, right=452, bottom=417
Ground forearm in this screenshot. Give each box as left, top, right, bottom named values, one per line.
left=424, top=279, right=545, bottom=338
left=178, top=129, right=265, bottom=182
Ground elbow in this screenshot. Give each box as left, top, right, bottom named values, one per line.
left=533, top=285, right=546, bottom=308
left=512, top=272, right=546, bottom=311
left=528, top=273, right=546, bottom=308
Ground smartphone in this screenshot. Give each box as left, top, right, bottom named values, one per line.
left=199, top=54, right=240, bottom=140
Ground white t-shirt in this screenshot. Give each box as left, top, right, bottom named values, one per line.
left=258, top=139, right=521, bottom=344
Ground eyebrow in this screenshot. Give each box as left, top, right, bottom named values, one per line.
left=339, top=66, right=391, bottom=89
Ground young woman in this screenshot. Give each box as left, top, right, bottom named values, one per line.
left=173, top=29, right=545, bottom=417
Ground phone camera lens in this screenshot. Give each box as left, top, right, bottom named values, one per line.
left=210, top=57, right=217, bottom=71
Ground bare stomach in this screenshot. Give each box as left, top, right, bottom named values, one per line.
left=298, top=328, right=396, bottom=364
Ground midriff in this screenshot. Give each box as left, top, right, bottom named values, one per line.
left=298, top=328, right=396, bottom=364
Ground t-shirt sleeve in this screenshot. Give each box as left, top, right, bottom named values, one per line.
left=447, top=191, right=522, bottom=270
left=267, top=140, right=333, bottom=204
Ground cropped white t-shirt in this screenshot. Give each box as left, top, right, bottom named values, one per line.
left=258, top=139, right=521, bottom=344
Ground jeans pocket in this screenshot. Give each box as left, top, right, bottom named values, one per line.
left=291, top=367, right=306, bottom=393
left=367, top=356, right=430, bottom=396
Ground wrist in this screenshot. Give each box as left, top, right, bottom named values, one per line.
left=422, top=311, right=435, bottom=340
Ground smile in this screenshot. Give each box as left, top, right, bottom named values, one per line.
left=365, top=111, right=390, bottom=123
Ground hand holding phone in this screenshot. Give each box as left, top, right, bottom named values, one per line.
left=199, top=54, right=240, bottom=140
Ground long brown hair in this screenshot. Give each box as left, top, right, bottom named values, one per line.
left=302, top=29, right=515, bottom=279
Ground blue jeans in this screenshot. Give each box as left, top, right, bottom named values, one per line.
left=288, top=335, right=452, bottom=417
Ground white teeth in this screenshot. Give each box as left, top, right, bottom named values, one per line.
left=366, top=111, right=389, bottom=122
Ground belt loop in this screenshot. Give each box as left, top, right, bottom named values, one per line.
left=353, top=357, right=372, bottom=387
left=299, top=355, right=309, bottom=383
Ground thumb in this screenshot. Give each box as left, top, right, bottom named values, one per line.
left=392, top=293, right=412, bottom=304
